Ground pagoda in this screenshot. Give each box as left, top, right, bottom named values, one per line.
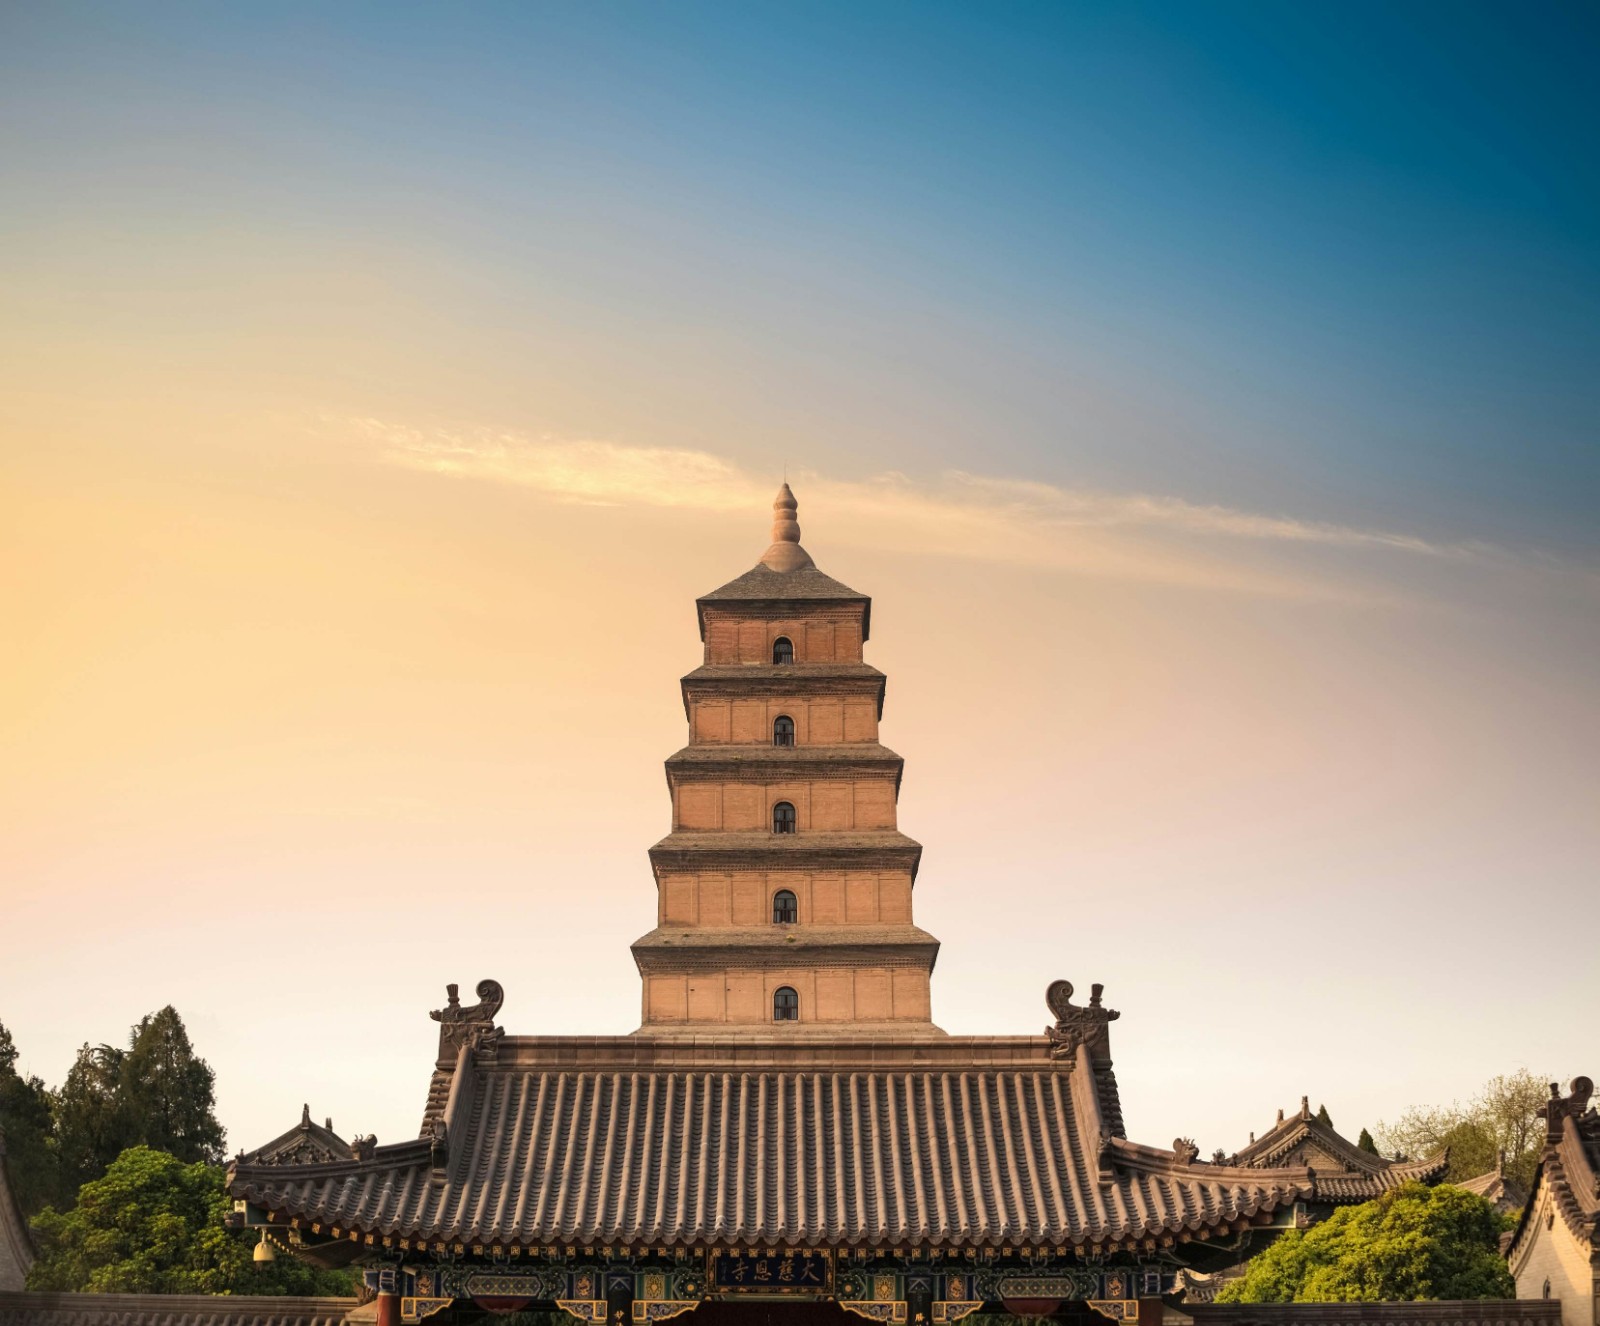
left=634, top=484, right=937, bottom=1034
left=224, top=489, right=1444, bottom=1326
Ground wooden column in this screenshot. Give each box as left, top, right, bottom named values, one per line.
left=376, top=1292, right=400, bottom=1326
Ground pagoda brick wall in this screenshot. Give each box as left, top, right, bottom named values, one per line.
left=690, top=698, right=879, bottom=744
left=643, top=964, right=931, bottom=1026
left=672, top=778, right=898, bottom=831
left=702, top=607, right=864, bottom=664
left=657, top=870, right=913, bottom=927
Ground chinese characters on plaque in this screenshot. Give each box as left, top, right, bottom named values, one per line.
left=711, top=1252, right=831, bottom=1293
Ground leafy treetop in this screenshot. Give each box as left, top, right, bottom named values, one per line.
left=1216, top=1182, right=1514, bottom=1303
left=1378, top=1070, right=1549, bottom=1189
left=27, top=1145, right=351, bottom=1296
left=54, top=1006, right=226, bottom=1193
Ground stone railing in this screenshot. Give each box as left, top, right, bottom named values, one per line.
left=1188, top=1302, right=1561, bottom=1326
left=0, top=1294, right=357, bottom=1326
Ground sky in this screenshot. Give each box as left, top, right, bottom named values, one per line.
left=1, top=2, right=1597, bottom=1160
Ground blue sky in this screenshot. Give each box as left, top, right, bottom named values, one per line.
left=5, top=1, right=1598, bottom=546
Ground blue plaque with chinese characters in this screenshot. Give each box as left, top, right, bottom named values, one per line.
left=710, top=1251, right=831, bottom=1294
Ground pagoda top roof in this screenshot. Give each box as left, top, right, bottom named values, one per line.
left=696, top=485, right=871, bottom=638
left=699, top=562, right=867, bottom=606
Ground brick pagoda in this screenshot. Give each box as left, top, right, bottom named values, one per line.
left=633, top=484, right=938, bottom=1033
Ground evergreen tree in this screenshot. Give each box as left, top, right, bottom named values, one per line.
left=0, top=1021, right=64, bottom=1216
left=53, top=1006, right=226, bottom=1192
left=1216, top=1182, right=1513, bottom=1303
left=1315, top=1104, right=1333, bottom=1129
left=53, top=1043, right=131, bottom=1193
left=27, top=1146, right=350, bottom=1295
left=1357, top=1127, right=1380, bottom=1155
left=120, top=1007, right=225, bottom=1165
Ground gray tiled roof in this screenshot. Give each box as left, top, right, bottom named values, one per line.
left=230, top=1052, right=1305, bottom=1252
left=0, top=1295, right=355, bottom=1326
left=696, top=564, right=871, bottom=641
left=0, top=1128, right=32, bottom=1292
left=1227, top=1107, right=1448, bottom=1204
left=1508, top=1079, right=1599, bottom=1259
left=699, top=565, right=867, bottom=604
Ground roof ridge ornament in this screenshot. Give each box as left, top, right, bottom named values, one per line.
left=430, top=978, right=506, bottom=1062
left=758, top=483, right=816, bottom=573
left=1044, top=980, right=1120, bottom=1062
left=1540, top=1075, right=1594, bottom=1141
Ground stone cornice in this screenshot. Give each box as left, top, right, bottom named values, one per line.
left=631, top=940, right=940, bottom=975
left=665, top=744, right=905, bottom=794
left=491, top=1033, right=1052, bottom=1070
left=649, top=831, right=923, bottom=882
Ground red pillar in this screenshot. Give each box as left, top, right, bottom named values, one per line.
left=376, top=1293, right=400, bottom=1326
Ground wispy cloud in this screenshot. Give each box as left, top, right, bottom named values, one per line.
left=345, top=419, right=1484, bottom=598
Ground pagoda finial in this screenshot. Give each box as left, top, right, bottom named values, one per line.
left=758, top=482, right=815, bottom=572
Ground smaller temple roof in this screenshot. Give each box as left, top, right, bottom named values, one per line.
left=1225, top=1097, right=1449, bottom=1204
left=235, top=1103, right=354, bottom=1168
left=1455, top=1154, right=1527, bottom=1215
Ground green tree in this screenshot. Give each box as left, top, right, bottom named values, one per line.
left=1357, top=1127, right=1380, bottom=1156
left=120, top=1008, right=226, bottom=1165
left=1315, top=1104, right=1333, bottom=1129
left=53, top=1043, right=129, bottom=1194
left=53, top=1007, right=226, bottom=1192
left=27, top=1145, right=351, bottom=1295
left=1378, top=1070, right=1548, bottom=1188
left=0, top=1021, right=65, bottom=1216
left=1216, top=1182, right=1514, bottom=1303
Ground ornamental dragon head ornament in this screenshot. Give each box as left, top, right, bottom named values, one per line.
left=1045, top=979, right=1120, bottom=1063
left=430, top=978, right=505, bottom=1062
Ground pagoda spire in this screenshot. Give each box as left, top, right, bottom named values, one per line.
left=759, top=482, right=816, bottom=573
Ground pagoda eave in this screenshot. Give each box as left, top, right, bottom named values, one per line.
left=648, top=831, right=923, bottom=881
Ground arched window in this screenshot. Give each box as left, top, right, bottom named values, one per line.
left=772, top=889, right=797, bottom=924
left=773, top=715, right=795, bottom=747
left=772, top=801, right=796, bottom=834
left=772, top=636, right=794, bottom=665
left=773, top=987, right=799, bottom=1021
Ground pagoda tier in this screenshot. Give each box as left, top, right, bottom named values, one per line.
left=631, top=485, right=939, bottom=1034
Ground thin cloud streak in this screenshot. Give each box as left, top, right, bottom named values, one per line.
left=348, top=419, right=1484, bottom=597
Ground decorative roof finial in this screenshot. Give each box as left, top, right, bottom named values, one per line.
left=758, top=482, right=815, bottom=573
